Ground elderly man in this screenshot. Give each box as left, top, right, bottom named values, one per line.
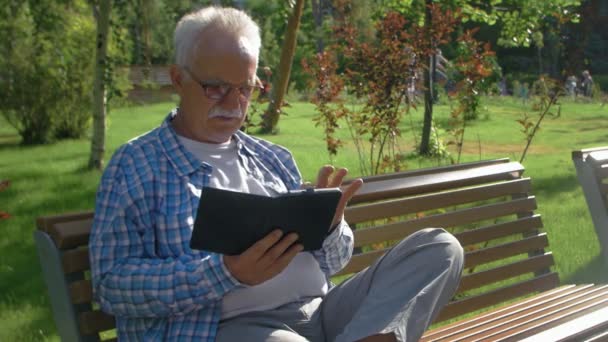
left=90, top=6, right=463, bottom=342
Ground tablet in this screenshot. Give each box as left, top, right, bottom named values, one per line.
left=189, top=187, right=342, bottom=255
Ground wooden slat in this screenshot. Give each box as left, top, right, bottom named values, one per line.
left=519, top=306, right=608, bottom=342
left=48, top=218, right=94, bottom=249
left=588, top=151, right=608, bottom=164
left=70, top=279, right=93, bottom=304
left=579, top=329, right=608, bottom=342
left=458, top=253, right=554, bottom=292
left=37, top=211, right=94, bottom=232
left=349, top=158, right=511, bottom=184
left=346, top=178, right=532, bottom=223
left=422, top=285, right=588, bottom=341
left=352, top=197, right=538, bottom=248
left=454, top=215, right=543, bottom=246
left=490, top=289, right=608, bottom=341
left=464, top=233, right=549, bottom=268
left=572, top=146, right=608, bottom=160
left=435, top=272, right=560, bottom=322
left=594, top=164, right=608, bottom=180
left=79, top=310, right=116, bottom=335
left=350, top=162, right=524, bottom=204
left=339, top=232, right=550, bottom=276
left=428, top=285, right=608, bottom=341
left=62, top=247, right=90, bottom=274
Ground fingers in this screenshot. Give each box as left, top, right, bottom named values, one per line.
left=242, top=229, right=283, bottom=261
left=341, top=178, right=364, bottom=202
left=227, top=230, right=303, bottom=285
left=328, top=168, right=348, bottom=188
left=316, top=165, right=334, bottom=188
left=259, top=232, right=301, bottom=266
left=262, top=239, right=303, bottom=276
left=332, top=178, right=364, bottom=227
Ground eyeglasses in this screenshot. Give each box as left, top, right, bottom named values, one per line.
left=183, top=67, right=262, bottom=101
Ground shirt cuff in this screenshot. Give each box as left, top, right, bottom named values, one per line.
left=219, top=254, right=250, bottom=289
left=324, top=218, right=347, bottom=246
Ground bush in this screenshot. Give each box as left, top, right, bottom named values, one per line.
left=0, top=3, right=95, bottom=144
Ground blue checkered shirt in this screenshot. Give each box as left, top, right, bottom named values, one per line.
left=89, top=111, right=354, bottom=341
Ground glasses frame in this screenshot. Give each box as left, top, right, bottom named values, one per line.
left=182, top=66, right=262, bottom=102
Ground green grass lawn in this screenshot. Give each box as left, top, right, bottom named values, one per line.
left=0, top=97, right=607, bottom=340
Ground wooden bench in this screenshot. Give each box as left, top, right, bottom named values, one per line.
left=35, top=158, right=608, bottom=341
left=573, top=146, right=608, bottom=265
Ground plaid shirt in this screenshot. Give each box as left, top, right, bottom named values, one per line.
left=89, top=111, right=354, bottom=341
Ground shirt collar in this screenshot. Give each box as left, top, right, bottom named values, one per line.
left=158, top=109, right=251, bottom=177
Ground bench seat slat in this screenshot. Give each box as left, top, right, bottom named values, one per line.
left=421, top=285, right=589, bottom=340
left=489, top=290, right=608, bottom=341
left=426, top=285, right=608, bottom=341
left=346, top=178, right=532, bottom=223
left=351, top=197, right=538, bottom=247
left=351, top=162, right=524, bottom=204
left=436, top=272, right=560, bottom=322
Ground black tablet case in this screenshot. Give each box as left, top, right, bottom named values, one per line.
left=190, top=187, right=342, bottom=255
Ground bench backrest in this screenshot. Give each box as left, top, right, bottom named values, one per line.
left=342, top=158, right=558, bottom=322
left=35, top=158, right=558, bottom=341
left=572, top=146, right=608, bottom=264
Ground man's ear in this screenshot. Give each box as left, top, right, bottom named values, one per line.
left=170, top=65, right=185, bottom=95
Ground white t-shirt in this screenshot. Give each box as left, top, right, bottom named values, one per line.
left=178, top=136, right=328, bottom=319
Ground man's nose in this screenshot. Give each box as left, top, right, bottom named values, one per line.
left=220, top=87, right=243, bottom=110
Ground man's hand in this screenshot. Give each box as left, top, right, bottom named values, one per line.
left=314, top=165, right=363, bottom=228
left=224, top=230, right=303, bottom=286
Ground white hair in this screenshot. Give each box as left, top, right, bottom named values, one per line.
left=174, top=6, right=261, bottom=68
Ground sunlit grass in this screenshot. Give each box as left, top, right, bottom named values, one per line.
left=0, top=96, right=606, bottom=340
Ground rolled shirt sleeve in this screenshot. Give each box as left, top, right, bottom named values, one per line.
left=312, top=219, right=354, bottom=276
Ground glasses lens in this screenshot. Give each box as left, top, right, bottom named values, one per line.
left=239, top=86, right=255, bottom=99
left=205, top=85, right=228, bottom=100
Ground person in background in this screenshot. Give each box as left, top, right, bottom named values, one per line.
left=89, top=6, right=464, bottom=342
left=581, top=70, right=594, bottom=97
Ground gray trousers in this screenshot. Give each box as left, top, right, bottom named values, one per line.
left=216, top=228, right=464, bottom=342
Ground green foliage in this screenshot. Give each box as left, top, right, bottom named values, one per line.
left=515, top=76, right=563, bottom=163
left=0, top=1, right=95, bottom=144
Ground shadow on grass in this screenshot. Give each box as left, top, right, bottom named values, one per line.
left=562, top=254, right=608, bottom=284
left=0, top=178, right=98, bottom=339
left=528, top=172, right=580, bottom=198
left=0, top=240, right=58, bottom=339
left=575, top=115, right=608, bottom=122
left=577, top=136, right=608, bottom=147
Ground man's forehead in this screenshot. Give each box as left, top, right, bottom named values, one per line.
left=195, top=29, right=255, bottom=58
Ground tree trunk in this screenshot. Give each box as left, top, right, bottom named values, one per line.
left=419, top=0, right=434, bottom=155
left=260, top=0, right=305, bottom=134
left=311, top=0, right=324, bottom=53
left=89, top=0, right=111, bottom=170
